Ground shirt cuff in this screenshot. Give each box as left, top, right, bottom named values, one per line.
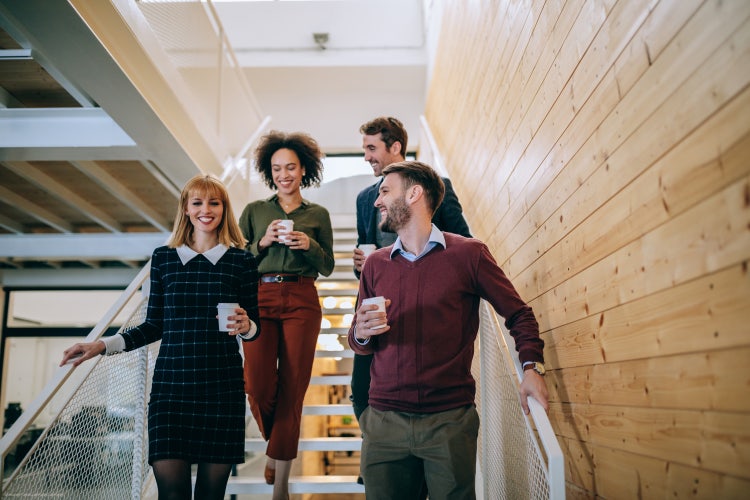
left=101, top=334, right=125, bottom=355
left=352, top=325, right=370, bottom=345
left=238, top=320, right=258, bottom=340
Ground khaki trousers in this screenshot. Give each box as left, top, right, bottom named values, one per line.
left=360, top=405, right=479, bottom=500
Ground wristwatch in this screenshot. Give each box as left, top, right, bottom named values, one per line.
left=523, top=362, right=546, bottom=376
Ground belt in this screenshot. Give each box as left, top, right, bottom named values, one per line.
left=261, top=274, right=314, bottom=283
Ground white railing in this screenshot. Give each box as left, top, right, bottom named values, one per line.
left=474, top=301, right=565, bottom=500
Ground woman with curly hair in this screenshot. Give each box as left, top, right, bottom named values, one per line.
left=239, top=131, right=334, bottom=500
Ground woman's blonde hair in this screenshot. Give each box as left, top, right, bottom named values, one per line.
left=167, top=174, right=247, bottom=248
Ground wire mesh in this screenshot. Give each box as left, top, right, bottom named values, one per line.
left=473, top=301, right=552, bottom=500
left=2, top=298, right=157, bottom=499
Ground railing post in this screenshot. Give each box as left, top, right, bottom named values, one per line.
left=477, top=333, right=488, bottom=500
left=130, top=346, right=150, bottom=499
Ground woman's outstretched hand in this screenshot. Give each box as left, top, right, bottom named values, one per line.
left=60, top=341, right=105, bottom=367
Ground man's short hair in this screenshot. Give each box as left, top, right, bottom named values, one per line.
left=382, top=161, right=445, bottom=215
left=359, top=116, right=408, bottom=154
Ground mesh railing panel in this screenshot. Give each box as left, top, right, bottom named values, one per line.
left=473, top=301, right=551, bottom=500
left=2, top=298, right=158, bottom=499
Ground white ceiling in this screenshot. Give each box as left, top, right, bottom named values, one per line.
left=244, top=64, right=427, bottom=152
left=216, top=0, right=427, bottom=64
left=212, top=0, right=431, bottom=153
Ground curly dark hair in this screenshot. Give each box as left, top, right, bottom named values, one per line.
left=359, top=116, right=408, bottom=153
left=254, top=131, right=324, bottom=190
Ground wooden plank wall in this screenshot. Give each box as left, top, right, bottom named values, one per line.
left=424, top=0, right=750, bottom=497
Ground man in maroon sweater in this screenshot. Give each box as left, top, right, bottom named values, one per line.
left=348, top=160, right=548, bottom=499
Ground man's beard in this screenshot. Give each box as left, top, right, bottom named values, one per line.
left=379, top=195, right=411, bottom=233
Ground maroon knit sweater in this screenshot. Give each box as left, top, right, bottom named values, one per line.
left=348, top=232, right=543, bottom=413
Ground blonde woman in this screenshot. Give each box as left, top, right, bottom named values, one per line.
left=61, top=174, right=260, bottom=499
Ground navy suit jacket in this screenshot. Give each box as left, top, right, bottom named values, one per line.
left=356, top=176, right=471, bottom=248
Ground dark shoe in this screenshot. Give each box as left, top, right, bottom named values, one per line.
left=264, top=463, right=275, bottom=485
left=357, top=475, right=364, bottom=485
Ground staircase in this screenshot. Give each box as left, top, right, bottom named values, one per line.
left=226, top=213, right=365, bottom=497
left=1, top=212, right=564, bottom=499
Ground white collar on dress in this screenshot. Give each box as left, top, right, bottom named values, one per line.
left=176, top=244, right=229, bottom=265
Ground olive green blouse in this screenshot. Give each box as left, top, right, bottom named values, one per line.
left=238, top=195, right=335, bottom=278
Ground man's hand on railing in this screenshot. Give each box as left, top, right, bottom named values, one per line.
left=60, top=341, right=106, bottom=367
left=519, top=371, right=549, bottom=415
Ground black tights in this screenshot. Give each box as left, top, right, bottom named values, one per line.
left=152, top=459, right=233, bottom=500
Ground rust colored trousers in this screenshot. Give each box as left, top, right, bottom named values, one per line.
left=243, top=277, right=321, bottom=460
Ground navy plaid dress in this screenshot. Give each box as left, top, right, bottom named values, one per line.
left=121, top=246, right=259, bottom=464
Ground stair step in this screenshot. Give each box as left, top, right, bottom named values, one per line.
left=319, top=327, right=350, bottom=335
left=319, top=327, right=350, bottom=336
left=333, top=229, right=356, bottom=237
left=316, top=288, right=358, bottom=297
left=330, top=213, right=357, bottom=227
left=226, top=475, right=364, bottom=494
left=245, top=403, right=355, bottom=418
left=310, top=375, right=351, bottom=385
left=318, top=271, right=359, bottom=282
left=245, top=437, right=360, bottom=452
left=302, top=404, right=354, bottom=416
left=333, top=243, right=357, bottom=253
left=333, top=242, right=357, bottom=250
left=321, top=307, right=355, bottom=315
left=333, top=230, right=358, bottom=240
left=333, top=243, right=357, bottom=251
left=315, top=349, right=354, bottom=358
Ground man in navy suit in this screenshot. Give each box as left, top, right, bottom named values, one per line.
left=350, top=116, right=472, bottom=420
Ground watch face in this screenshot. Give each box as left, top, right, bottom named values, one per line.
left=530, top=362, right=545, bottom=375
left=524, top=362, right=545, bottom=375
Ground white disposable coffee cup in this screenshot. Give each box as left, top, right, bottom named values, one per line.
left=217, top=302, right=240, bottom=332
left=278, top=219, right=294, bottom=243
left=361, top=296, right=387, bottom=329
left=359, top=244, right=376, bottom=258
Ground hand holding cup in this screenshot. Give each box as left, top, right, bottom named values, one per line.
left=353, top=244, right=376, bottom=272
left=355, top=296, right=390, bottom=339
left=277, top=219, right=294, bottom=243
left=217, top=303, right=254, bottom=337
